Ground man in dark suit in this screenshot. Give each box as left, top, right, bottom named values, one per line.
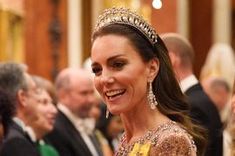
left=45, top=68, right=103, bottom=156
left=0, top=63, right=40, bottom=156
left=161, top=33, right=223, bottom=156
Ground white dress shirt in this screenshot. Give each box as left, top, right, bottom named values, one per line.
left=180, top=74, right=198, bottom=93
left=25, top=126, right=37, bottom=142
left=13, top=117, right=27, bottom=132
left=57, top=104, right=99, bottom=156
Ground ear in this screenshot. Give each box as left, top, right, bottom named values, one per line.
left=169, top=51, right=180, bottom=68
left=168, top=51, right=176, bottom=66
left=147, top=58, right=159, bottom=82
left=57, top=89, right=68, bottom=104
left=17, top=89, right=27, bottom=107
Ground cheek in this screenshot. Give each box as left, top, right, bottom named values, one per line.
left=127, top=63, right=148, bottom=84
left=232, top=96, right=235, bottom=105
left=132, top=78, right=147, bottom=99
left=71, top=95, right=82, bottom=105
left=28, top=103, right=38, bottom=114
left=125, top=70, right=148, bottom=93
left=231, top=96, right=235, bottom=112
left=37, top=107, right=47, bottom=117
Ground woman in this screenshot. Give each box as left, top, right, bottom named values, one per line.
left=200, top=43, right=235, bottom=89
left=91, top=7, right=206, bottom=156
left=28, top=76, right=58, bottom=156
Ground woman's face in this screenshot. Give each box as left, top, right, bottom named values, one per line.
left=34, top=90, right=57, bottom=133
left=91, top=34, right=158, bottom=115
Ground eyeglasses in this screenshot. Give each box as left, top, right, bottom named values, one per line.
left=23, top=86, right=42, bottom=102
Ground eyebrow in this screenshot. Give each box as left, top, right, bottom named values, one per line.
left=91, top=54, right=125, bottom=66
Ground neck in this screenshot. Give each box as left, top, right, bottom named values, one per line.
left=15, top=111, right=28, bottom=126
left=34, top=129, right=46, bottom=140
left=120, top=106, right=169, bottom=143
left=175, top=67, right=193, bottom=81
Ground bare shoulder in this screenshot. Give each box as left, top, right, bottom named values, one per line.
left=150, top=121, right=197, bottom=156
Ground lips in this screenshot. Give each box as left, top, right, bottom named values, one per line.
left=105, top=89, right=126, bottom=99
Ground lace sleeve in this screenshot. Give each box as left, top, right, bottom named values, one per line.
left=151, top=133, right=196, bottom=156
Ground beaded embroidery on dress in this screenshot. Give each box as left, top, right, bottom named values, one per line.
left=115, top=121, right=197, bottom=156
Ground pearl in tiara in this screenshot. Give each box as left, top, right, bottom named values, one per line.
left=93, top=7, right=158, bottom=46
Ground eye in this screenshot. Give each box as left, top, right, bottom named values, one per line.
left=111, top=61, right=126, bottom=69
left=38, top=99, right=46, bottom=105
left=92, top=66, right=102, bottom=76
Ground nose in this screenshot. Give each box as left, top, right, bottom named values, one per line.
left=100, top=70, right=114, bottom=85
left=50, top=103, right=58, bottom=115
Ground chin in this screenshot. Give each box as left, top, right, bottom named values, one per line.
left=110, top=111, right=120, bottom=116
left=109, top=108, right=122, bottom=116
left=44, top=127, right=53, bottom=133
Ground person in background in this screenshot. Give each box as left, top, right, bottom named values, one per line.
left=161, top=33, right=223, bottom=156
left=200, top=43, right=235, bottom=90
left=32, top=75, right=57, bottom=104
left=91, top=7, right=206, bottom=156
left=89, top=94, right=114, bottom=156
left=202, top=77, right=231, bottom=123
left=0, top=62, right=40, bottom=156
left=28, top=75, right=59, bottom=156
left=45, top=67, right=103, bottom=156
left=0, top=88, right=15, bottom=144
left=89, top=92, right=103, bottom=122
left=96, top=103, right=123, bottom=155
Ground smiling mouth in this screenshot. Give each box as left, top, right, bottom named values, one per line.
left=105, top=89, right=126, bottom=99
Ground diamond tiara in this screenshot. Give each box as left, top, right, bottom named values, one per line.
left=94, top=7, right=158, bottom=45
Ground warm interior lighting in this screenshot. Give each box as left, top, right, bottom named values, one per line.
left=152, top=0, right=162, bottom=9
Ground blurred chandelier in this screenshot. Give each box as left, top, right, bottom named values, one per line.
left=152, top=0, right=162, bottom=9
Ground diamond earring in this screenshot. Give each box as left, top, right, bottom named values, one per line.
left=106, top=107, right=110, bottom=119
left=147, top=81, right=158, bottom=109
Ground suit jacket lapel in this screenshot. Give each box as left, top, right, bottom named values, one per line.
left=58, top=111, right=94, bottom=155
left=11, top=121, right=36, bottom=146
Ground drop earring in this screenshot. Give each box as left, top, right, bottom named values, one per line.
left=147, top=81, right=158, bottom=109
left=106, top=107, right=109, bottom=119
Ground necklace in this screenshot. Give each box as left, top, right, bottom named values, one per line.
left=115, top=121, right=174, bottom=156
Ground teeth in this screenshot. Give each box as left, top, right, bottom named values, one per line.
left=106, top=89, right=124, bottom=97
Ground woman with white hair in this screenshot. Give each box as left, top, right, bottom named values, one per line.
left=200, top=43, right=235, bottom=89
